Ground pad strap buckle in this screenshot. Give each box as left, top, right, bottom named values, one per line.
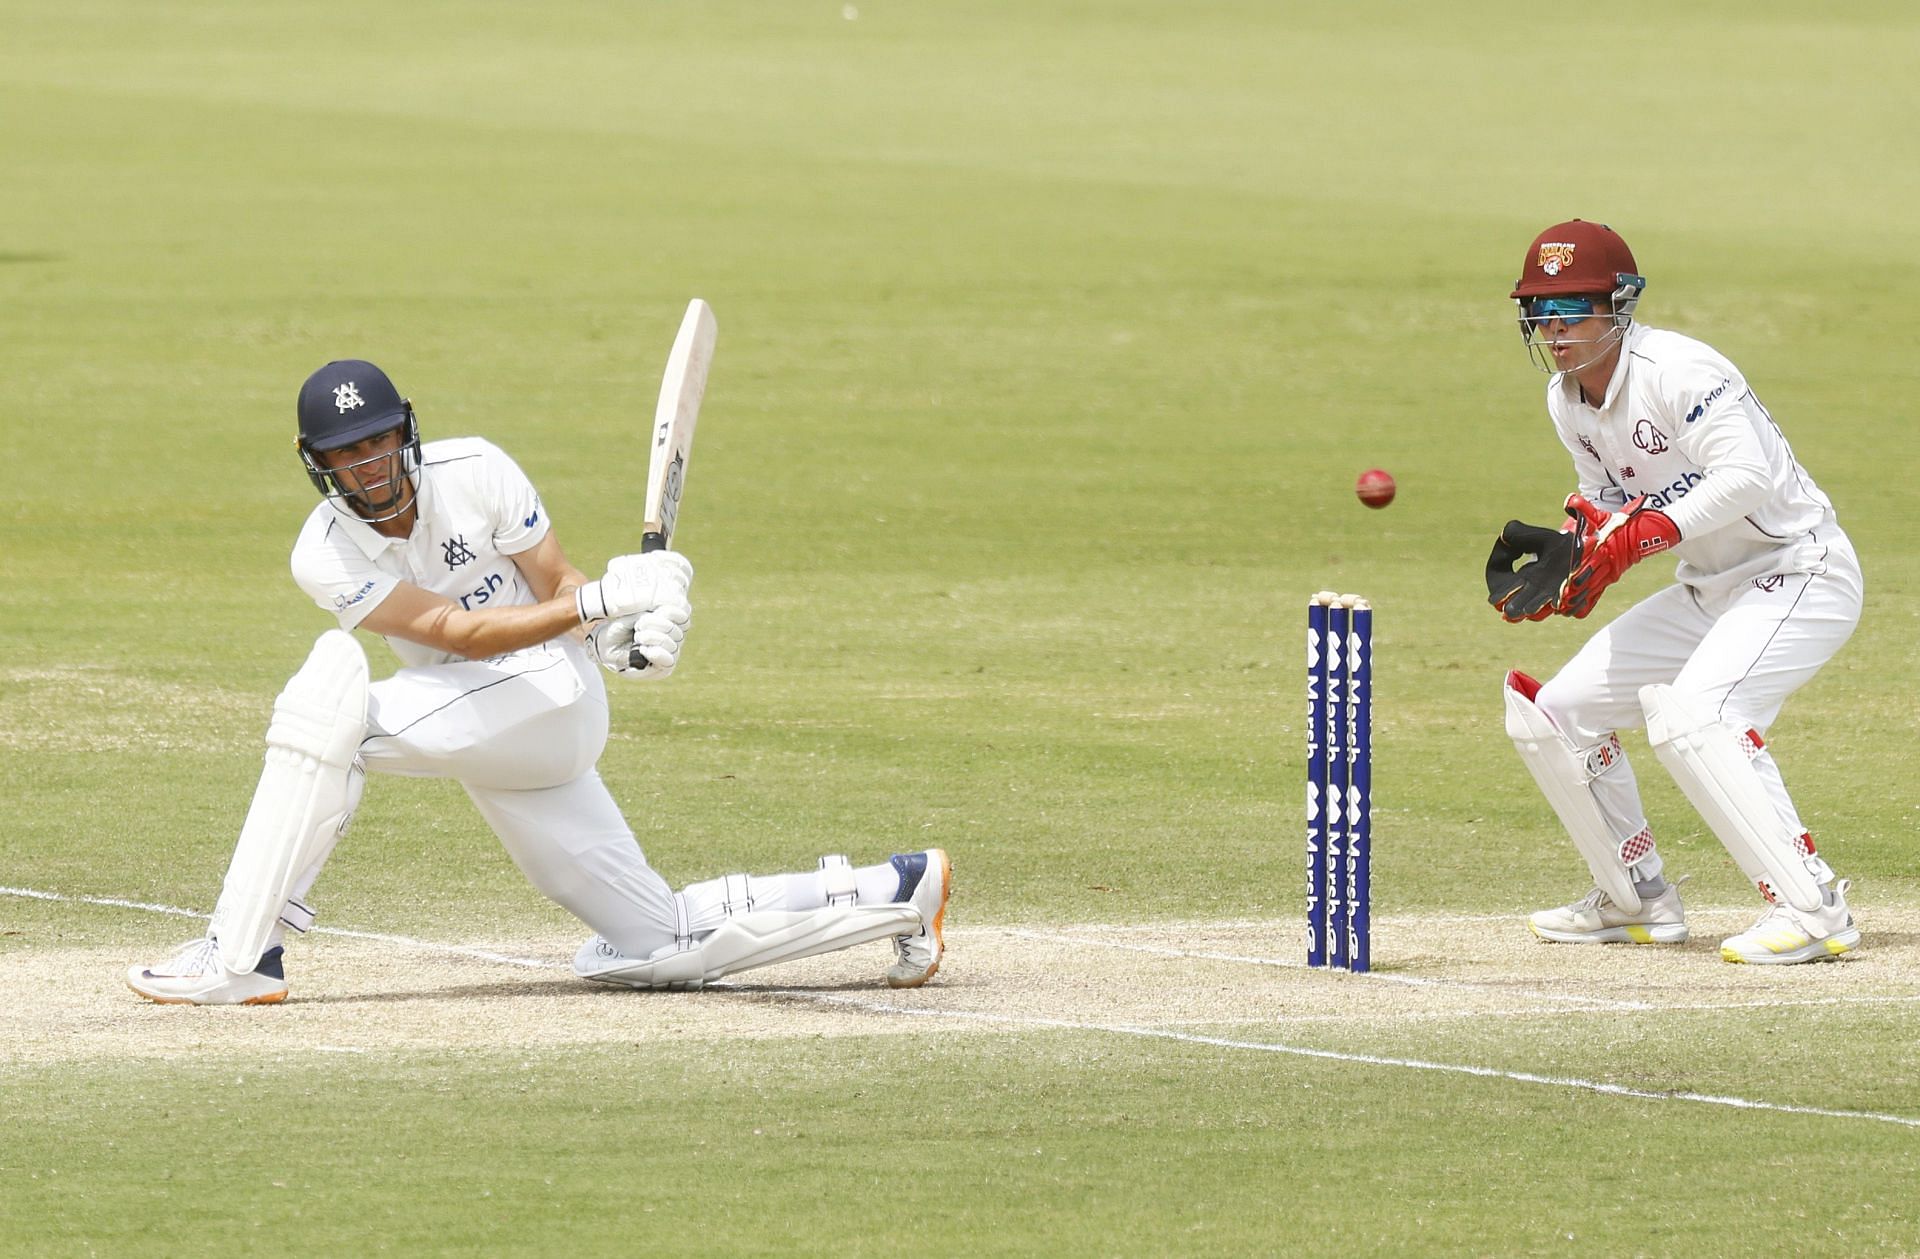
left=818, top=854, right=858, bottom=907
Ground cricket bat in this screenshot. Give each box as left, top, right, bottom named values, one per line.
left=630, top=298, right=717, bottom=669
left=642, top=297, right=719, bottom=553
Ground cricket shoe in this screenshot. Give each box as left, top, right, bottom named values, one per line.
left=1721, top=879, right=1859, bottom=965
left=127, top=937, right=289, bottom=1005
left=886, top=848, right=951, bottom=988
left=1529, top=879, right=1689, bottom=944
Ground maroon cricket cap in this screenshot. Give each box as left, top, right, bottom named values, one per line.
left=1510, top=220, right=1641, bottom=299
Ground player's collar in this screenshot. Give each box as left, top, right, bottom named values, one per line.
left=328, top=473, right=428, bottom=557
left=1593, top=323, right=1645, bottom=409
left=1553, top=323, right=1643, bottom=411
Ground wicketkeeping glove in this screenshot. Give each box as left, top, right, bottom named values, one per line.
left=1486, top=516, right=1580, bottom=623
left=1558, top=494, right=1681, bottom=619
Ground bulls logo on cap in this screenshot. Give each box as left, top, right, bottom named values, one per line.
left=1537, top=242, right=1577, bottom=276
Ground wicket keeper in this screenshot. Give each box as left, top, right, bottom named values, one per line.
left=1486, top=220, right=1861, bottom=965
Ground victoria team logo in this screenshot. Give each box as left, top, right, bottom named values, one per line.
left=332, top=382, right=365, bottom=412
left=1537, top=242, right=1577, bottom=276
left=1632, top=418, right=1669, bottom=454
left=442, top=535, right=477, bottom=570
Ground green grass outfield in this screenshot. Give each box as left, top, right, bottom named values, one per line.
left=3, top=2, right=1918, bottom=1255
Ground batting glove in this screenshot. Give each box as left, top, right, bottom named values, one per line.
left=576, top=551, right=693, bottom=624
left=625, top=606, right=690, bottom=678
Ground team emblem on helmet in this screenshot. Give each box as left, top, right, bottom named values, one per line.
left=332, top=382, right=366, bottom=413
left=1537, top=242, right=1577, bottom=276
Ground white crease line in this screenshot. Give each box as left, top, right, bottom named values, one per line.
left=2, top=887, right=207, bottom=921
left=0, top=886, right=555, bottom=971
left=992, top=926, right=1653, bottom=1011
left=762, top=991, right=1920, bottom=1130
left=1157, top=990, right=1920, bottom=1030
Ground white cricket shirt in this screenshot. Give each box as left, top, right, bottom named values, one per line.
left=291, top=437, right=551, bottom=667
left=1546, top=323, right=1845, bottom=591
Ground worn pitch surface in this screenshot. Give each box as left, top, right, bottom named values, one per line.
left=8, top=904, right=1915, bottom=1075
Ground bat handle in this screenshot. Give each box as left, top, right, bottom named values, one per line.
left=629, top=530, right=669, bottom=668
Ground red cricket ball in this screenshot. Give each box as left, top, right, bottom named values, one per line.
left=1355, top=468, right=1396, bottom=508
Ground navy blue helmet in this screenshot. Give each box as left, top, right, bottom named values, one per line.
left=296, top=360, right=422, bottom=522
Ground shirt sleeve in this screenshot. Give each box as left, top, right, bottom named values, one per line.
left=291, top=520, right=399, bottom=631
left=1658, top=364, right=1771, bottom=538
left=479, top=441, right=552, bottom=556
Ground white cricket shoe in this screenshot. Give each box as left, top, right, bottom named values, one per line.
left=127, top=937, right=289, bottom=1005
left=1529, top=880, right=1689, bottom=944
left=1721, top=879, right=1859, bottom=965
left=886, top=848, right=951, bottom=988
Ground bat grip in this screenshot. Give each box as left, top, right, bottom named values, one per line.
left=629, top=530, right=669, bottom=669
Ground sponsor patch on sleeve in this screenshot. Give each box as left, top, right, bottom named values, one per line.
left=333, top=579, right=378, bottom=611
left=1682, top=378, right=1734, bottom=424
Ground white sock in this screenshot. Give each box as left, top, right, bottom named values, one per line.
left=855, top=861, right=903, bottom=905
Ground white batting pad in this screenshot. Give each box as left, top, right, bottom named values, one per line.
left=1641, top=683, right=1830, bottom=912
left=1505, top=674, right=1642, bottom=913
left=574, top=903, right=920, bottom=991
left=211, top=631, right=369, bottom=973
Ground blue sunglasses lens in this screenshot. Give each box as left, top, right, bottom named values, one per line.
left=1528, top=297, right=1597, bottom=323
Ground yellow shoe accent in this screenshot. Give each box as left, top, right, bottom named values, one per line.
left=1720, top=945, right=1747, bottom=963
left=1823, top=937, right=1852, bottom=956
left=1625, top=925, right=1653, bottom=943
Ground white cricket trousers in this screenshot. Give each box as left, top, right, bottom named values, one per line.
left=1532, top=530, right=1862, bottom=856
left=339, top=638, right=882, bottom=957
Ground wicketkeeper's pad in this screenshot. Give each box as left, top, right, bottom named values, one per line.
left=1641, top=683, right=1831, bottom=912
left=1505, top=671, right=1644, bottom=912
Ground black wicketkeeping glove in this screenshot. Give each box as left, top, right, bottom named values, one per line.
left=1485, top=518, right=1579, bottom=623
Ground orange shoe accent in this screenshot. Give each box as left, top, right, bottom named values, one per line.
left=930, top=849, right=952, bottom=946
left=886, top=849, right=950, bottom=989
left=126, top=979, right=288, bottom=1006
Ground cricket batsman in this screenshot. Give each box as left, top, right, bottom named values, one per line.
left=129, top=360, right=951, bottom=1003
left=1485, top=220, right=1862, bottom=965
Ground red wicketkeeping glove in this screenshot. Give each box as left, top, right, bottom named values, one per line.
left=1559, top=493, right=1681, bottom=618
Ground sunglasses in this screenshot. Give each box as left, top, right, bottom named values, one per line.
left=1524, top=296, right=1600, bottom=325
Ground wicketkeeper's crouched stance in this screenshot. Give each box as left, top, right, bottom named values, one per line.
left=130, top=360, right=951, bottom=1004
left=1485, top=221, right=1860, bottom=966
